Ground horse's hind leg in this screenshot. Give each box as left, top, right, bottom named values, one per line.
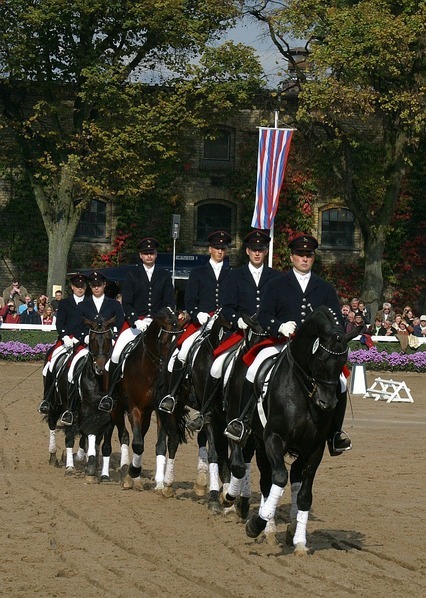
left=48, top=425, right=59, bottom=467
left=64, top=427, right=78, bottom=476
left=194, top=431, right=208, bottom=497
left=100, top=420, right=115, bottom=483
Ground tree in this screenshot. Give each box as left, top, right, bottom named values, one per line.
left=0, top=1, right=263, bottom=294
left=245, top=0, right=425, bottom=315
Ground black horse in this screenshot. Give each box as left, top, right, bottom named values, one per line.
left=156, top=310, right=233, bottom=511
left=78, top=315, right=130, bottom=483
left=232, top=307, right=350, bottom=554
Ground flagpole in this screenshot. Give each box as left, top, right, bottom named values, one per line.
left=268, top=110, right=279, bottom=267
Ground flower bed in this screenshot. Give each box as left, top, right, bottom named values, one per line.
left=0, top=340, right=54, bottom=361
left=348, top=347, right=426, bottom=373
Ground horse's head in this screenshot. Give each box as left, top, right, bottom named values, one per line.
left=149, top=306, right=187, bottom=362
left=241, top=313, right=268, bottom=350
left=83, top=315, right=115, bottom=375
left=290, top=307, right=348, bottom=410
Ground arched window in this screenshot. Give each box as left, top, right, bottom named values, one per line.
left=196, top=202, right=232, bottom=242
left=321, top=208, right=355, bottom=248
left=75, top=200, right=106, bottom=239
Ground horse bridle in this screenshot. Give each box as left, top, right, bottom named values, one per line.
left=288, top=336, right=348, bottom=401
left=89, top=327, right=114, bottom=358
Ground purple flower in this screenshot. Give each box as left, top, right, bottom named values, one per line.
left=0, top=341, right=54, bottom=361
left=348, top=347, right=426, bottom=372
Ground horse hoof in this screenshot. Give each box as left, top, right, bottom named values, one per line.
left=121, top=475, right=133, bottom=490
left=208, top=501, right=222, bottom=514
left=246, top=515, right=267, bottom=539
left=49, top=453, right=59, bottom=467
left=86, top=455, right=97, bottom=477
left=64, top=466, right=75, bottom=476
left=194, top=470, right=207, bottom=496
left=294, top=542, right=309, bottom=556
left=162, top=485, right=175, bottom=499
left=85, top=475, right=97, bottom=484
left=100, top=475, right=113, bottom=484
left=235, top=496, right=250, bottom=521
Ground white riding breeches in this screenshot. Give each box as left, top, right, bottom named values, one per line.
left=110, top=319, right=152, bottom=364
left=68, top=348, right=89, bottom=383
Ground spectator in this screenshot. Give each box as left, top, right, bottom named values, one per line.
left=18, top=294, right=36, bottom=314
left=341, top=303, right=351, bottom=328
left=353, top=313, right=370, bottom=334
left=349, top=297, right=360, bottom=315
left=371, top=317, right=383, bottom=335
left=377, top=319, right=395, bottom=336
left=0, top=301, right=21, bottom=324
left=42, top=305, right=54, bottom=325
left=375, top=302, right=396, bottom=323
left=402, top=306, right=415, bottom=327
left=37, top=301, right=46, bottom=320
left=50, top=290, right=63, bottom=313
left=358, top=299, right=372, bottom=324
left=2, top=278, right=28, bottom=310
left=413, top=315, right=426, bottom=338
left=344, top=310, right=357, bottom=334
left=20, top=301, right=42, bottom=325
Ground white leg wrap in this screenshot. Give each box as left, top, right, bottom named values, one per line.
left=290, top=482, right=302, bottom=521
left=120, top=444, right=130, bottom=468
left=164, top=458, right=175, bottom=486
left=48, top=429, right=57, bottom=453
left=101, top=456, right=110, bottom=478
left=293, top=510, right=309, bottom=547
left=241, top=464, right=251, bottom=498
left=209, top=463, right=220, bottom=492
left=155, top=455, right=166, bottom=484
left=259, top=484, right=283, bottom=521
left=227, top=475, right=242, bottom=498
left=65, top=447, right=74, bottom=468
left=87, top=434, right=97, bottom=457
left=132, top=453, right=142, bottom=469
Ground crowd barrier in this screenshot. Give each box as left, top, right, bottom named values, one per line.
left=1, top=324, right=425, bottom=344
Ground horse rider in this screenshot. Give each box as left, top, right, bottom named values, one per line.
left=189, top=229, right=282, bottom=429
left=39, top=272, right=88, bottom=415
left=99, top=236, right=176, bottom=412
left=224, top=234, right=352, bottom=456
left=60, top=270, right=125, bottom=425
left=158, top=230, right=232, bottom=413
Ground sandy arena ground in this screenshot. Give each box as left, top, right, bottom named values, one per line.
left=0, top=361, right=425, bottom=597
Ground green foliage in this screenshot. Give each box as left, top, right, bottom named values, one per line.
left=0, top=329, right=57, bottom=346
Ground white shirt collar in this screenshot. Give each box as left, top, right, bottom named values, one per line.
left=293, top=268, right=311, bottom=291
left=144, top=265, right=155, bottom=280
left=73, top=294, right=85, bottom=304
left=93, top=295, right=104, bottom=311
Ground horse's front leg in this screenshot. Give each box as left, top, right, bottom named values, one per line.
left=246, top=430, right=287, bottom=539
left=47, top=416, right=59, bottom=467
left=154, top=418, right=167, bottom=492
left=194, top=430, right=209, bottom=497
left=64, top=425, right=79, bottom=476
left=286, top=445, right=325, bottom=556
left=99, top=419, right=115, bottom=483
left=85, top=434, right=98, bottom=483
left=204, top=419, right=225, bottom=514
left=128, top=407, right=152, bottom=490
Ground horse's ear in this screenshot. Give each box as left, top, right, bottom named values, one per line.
left=83, top=317, right=96, bottom=329
left=104, top=316, right=116, bottom=328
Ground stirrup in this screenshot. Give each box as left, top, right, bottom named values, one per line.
left=328, top=431, right=352, bottom=456
left=99, top=395, right=114, bottom=413
left=158, top=395, right=176, bottom=414
left=224, top=418, right=249, bottom=443
left=186, top=412, right=204, bottom=432
left=60, top=410, right=73, bottom=426
left=38, top=400, right=50, bottom=415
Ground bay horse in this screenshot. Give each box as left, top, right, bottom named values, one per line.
left=156, top=310, right=233, bottom=511
left=239, top=307, right=350, bottom=554
left=78, top=315, right=130, bottom=483
left=117, top=307, right=188, bottom=491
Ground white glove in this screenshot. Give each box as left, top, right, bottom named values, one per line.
left=84, top=335, right=89, bottom=345
left=278, top=321, right=297, bottom=337
left=72, top=336, right=79, bottom=345
left=63, top=335, right=74, bottom=348
left=135, top=319, right=149, bottom=332
left=237, top=317, right=248, bottom=330
left=197, top=312, right=209, bottom=325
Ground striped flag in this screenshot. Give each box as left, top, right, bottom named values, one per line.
left=251, top=127, right=294, bottom=230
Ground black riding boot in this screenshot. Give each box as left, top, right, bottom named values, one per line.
left=327, top=389, right=352, bottom=456
left=187, top=374, right=222, bottom=432
left=39, top=370, right=55, bottom=414
left=158, top=358, right=186, bottom=414
left=99, top=361, right=121, bottom=412
left=224, top=379, right=255, bottom=444
left=60, top=382, right=78, bottom=426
